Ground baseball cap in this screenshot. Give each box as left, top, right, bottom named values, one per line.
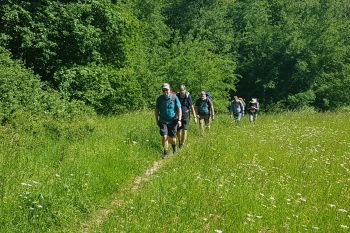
left=162, top=83, right=170, bottom=90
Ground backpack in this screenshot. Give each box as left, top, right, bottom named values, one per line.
left=197, top=98, right=211, bottom=114
left=206, top=92, right=212, bottom=101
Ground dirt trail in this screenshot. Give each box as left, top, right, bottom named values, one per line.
left=81, top=160, right=165, bottom=233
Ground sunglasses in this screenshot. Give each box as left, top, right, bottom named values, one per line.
left=162, top=89, right=169, bottom=92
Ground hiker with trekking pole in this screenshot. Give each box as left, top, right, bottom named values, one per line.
left=155, top=83, right=182, bottom=159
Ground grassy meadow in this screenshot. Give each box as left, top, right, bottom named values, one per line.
left=1, top=112, right=350, bottom=232
left=0, top=113, right=160, bottom=232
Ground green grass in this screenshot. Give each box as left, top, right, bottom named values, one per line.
left=98, top=112, right=350, bottom=232
left=1, top=112, right=349, bottom=232
left=0, top=112, right=161, bottom=232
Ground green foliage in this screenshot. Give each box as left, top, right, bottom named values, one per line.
left=1, top=0, right=350, bottom=119
left=55, top=64, right=144, bottom=114
left=0, top=47, right=93, bottom=125
left=165, top=38, right=237, bottom=112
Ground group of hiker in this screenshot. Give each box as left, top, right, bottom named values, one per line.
left=155, top=83, right=259, bottom=159
left=230, top=96, right=260, bottom=124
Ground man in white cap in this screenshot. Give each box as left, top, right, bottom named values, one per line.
left=155, top=83, right=182, bottom=159
left=176, top=85, right=197, bottom=148
left=248, top=98, right=260, bottom=122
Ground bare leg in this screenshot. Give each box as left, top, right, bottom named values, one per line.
left=181, top=130, right=187, bottom=145
left=162, top=135, right=168, bottom=151
left=177, top=129, right=183, bottom=145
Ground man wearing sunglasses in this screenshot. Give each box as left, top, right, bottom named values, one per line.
left=155, top=83, right=182, bottom=159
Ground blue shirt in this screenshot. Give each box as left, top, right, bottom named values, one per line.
left=231, top=101, right=244, bottom=114
left=156, top=93, right=181, bottom=124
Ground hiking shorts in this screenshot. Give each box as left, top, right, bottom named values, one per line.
left=158, top=120, right=178, bottom=137
left=199, top=114, right=211, bottom=126
left=178, top=115, right=190, bottom=130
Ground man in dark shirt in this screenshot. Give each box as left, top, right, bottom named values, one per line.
left=176, top=85, right=197, bottom=149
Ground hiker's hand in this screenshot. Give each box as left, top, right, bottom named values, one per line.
left=177, top=120, right=182, bottom=128
left=194, top=117, right=198, bottom=124
left=211, top=115, right=215, bottom=121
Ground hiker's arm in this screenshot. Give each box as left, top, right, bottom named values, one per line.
left=191, top=105, right=198, bottom=123
left=210, top=101, right=215, bottom=120
left=155, top=108, right=159, bottom=124
left=175, top=96, right=182, bottom=127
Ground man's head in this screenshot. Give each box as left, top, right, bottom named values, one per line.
left=162, top=83, right=170, bottom=96
left=233, top=96, right=239, bottom=102
left=179, top=85, right=186, bottom=96
left=251, top=98, right=257, bottom=103
left=200, top=91, right=207, bottom=100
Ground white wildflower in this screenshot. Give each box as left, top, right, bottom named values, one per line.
left=340, top=225, right=349, bottom=229
left=214, top=230, right=223, bottom=233
left=329, top=204, right=336, bottom=208
left=338, top=209, right=348, bottom=213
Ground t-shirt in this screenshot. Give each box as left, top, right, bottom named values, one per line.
left=195, top=98, right=212, bottom=115
left=176, top=92, right=193, bottom=118
left=231, top=101, right=244, bottom=114
left=156, top=93, right=181, bottom=124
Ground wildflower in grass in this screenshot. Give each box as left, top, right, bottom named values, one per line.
left=37, top=205, right=43, bottom=208
left=214, top=230, right=222, bottom=233
left=329, top=204, right=336, bottom=208
left=21, top=182, right=32, bottom=187
left=312, top=226, right=320, bottom=230
left=338, top=209, right=348, bottom=213
left=269, top=196, right=275, bottom=201
left=340, top=225, right=349, bottom=229
left=55, top=174, right=60, bottom=177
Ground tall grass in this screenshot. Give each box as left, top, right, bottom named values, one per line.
left=98, top=112, right=350, bottom=232
left=0, top=112, right=161, bottom=232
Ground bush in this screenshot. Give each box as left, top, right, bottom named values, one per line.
left=0, top=47, right=94, bottom=126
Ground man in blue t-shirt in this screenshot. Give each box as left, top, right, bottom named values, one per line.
left=155, top=83, right=182, bottom=159
left=176, top=85, right=197, bottom=149
left=230, top=96, right=245, bottom=124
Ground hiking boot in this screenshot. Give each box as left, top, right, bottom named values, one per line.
left=172, top=144, right=177, bottom=155
left=163, top=150, right=168, bottom=159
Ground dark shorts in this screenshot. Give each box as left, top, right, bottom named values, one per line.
left=178, top=115, right=190, bottom=130
left=159, top=120, right=178, bottom=137
left=199, top=113, right=211, bottom=125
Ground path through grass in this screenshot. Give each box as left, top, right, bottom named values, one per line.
left=98, top=112, right=350, bottom=232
